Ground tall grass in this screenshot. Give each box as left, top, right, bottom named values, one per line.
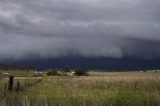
left=0, top=71, right=159, bottom=106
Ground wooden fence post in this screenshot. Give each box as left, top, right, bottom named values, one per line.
left=134, top=81, right=138, bottom=89
left=4, top=83, right=7, bottom=91
left=8, top=76, right=14, bottom=91
left=16, top=81, right=20, bottom=92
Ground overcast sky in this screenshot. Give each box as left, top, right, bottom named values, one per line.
left=0, top=0, right=160, bottom=60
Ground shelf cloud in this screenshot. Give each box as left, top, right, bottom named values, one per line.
left=0, top=0, right=160, bottom=59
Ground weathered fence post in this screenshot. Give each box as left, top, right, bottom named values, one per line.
left=134, top=81, right=138, bottom=89
left=16, top=81, right=20, bottom=92
left=4, top=83, right=7, bottom=91
left=8, top=76, right=14, bottom=91
left=4, top=83, right=7, bottom=96
left=24, top=80, right=26, bottom=86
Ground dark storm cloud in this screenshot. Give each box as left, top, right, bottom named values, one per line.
left=0, top=0, right=160, bottom=59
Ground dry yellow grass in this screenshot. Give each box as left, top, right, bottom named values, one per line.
left=0, top=71, right=160, bottom=106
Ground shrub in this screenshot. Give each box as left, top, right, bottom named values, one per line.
left=47, top=71, right=58, bottom=76
left=63, top=66, right=71, bottom=72
left=75, top=69, right=89, bottom=76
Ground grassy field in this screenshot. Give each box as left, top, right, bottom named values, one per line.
left=0, top=70, right=160, bottom=106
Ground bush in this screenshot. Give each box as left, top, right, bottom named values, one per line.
left=75, top=69, right=89, bottom=76
left=63, top=66, right=71, bottom=72
left=47, top=71, right=58, bottom=76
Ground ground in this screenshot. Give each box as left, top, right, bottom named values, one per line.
left=0, top=70, right=160, bottom=106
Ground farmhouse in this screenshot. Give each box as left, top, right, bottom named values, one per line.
left=32, top=71, right=42, bottom=77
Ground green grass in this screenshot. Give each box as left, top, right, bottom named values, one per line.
left=0, top=71, right=160, bottom=106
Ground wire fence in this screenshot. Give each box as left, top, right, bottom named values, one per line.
left=0, top=76, right=42, bottom=96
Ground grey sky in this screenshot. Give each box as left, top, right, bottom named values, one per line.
left=0, top=0, right=160, bottom=59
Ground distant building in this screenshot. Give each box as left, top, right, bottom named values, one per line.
left=32, top=71, right=42, bottom=77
